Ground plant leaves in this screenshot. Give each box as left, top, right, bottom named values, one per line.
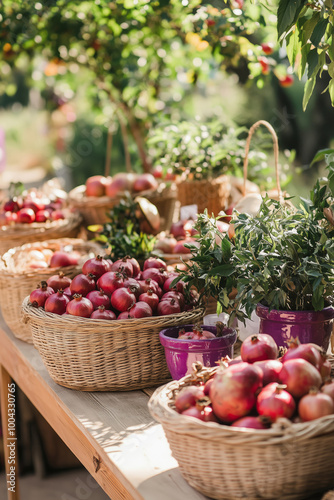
left=310, top=18, right=329, bottom=47
left=277, top=0, right=306, bottom=39
left=303, top=76, right=316, bottom=111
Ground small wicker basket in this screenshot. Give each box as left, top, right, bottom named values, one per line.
left=0, top=210, right=82, bottom=256
left=0, top=238, right=101, bottom=343
left=149, top=365, right=334, bottom=500
left=22, top=298, right=204, bottom=391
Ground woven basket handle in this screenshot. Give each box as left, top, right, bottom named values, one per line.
left=242, top=120, right=282, bottom=202
left=104, top=113, right=132, bottom=177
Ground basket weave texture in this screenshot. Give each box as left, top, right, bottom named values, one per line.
left=0, top=238, right=101, bottom=343
left=176, top=175, right=230, bottom=216
left=149, top=365, right=334, bottom=500
left=22, top=297, right=204, bottom=391
left=0, top=211, right=82, bottom=256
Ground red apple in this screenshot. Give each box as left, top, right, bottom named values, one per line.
left=17, top=208, right=35, bottom=223
left=3, top=199, right=20, bottom=212
left=85, top=175, right=109, bottom=197
left=51, top=210, right=65, bottom=221
left=35, top=210, right=50, bottom=223
left=22, top=200, right=45, bottom=213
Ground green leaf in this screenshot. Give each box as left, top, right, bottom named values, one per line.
left=298, top=43, right=311, bottom=79
left=207, top=264, right=235, bottom=277
left=307, top=49, right=319, bottom=78
left=303, top=76, right=316, bottom=111
left=310, top=18, right=328, bottom=47
left=311, top=148, right=334, bottom=165
left=286, top=27, right=302, bottom=66
left=301, top=13, right=320, bottom=44
left=329, top=79, right=334, bottom=106
left=277, top=0, right=306, bottom=39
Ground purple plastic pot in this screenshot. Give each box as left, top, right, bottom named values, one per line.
left=256, top=303, right=334, bottom=351
left=159, top=324, right=237, bottom=380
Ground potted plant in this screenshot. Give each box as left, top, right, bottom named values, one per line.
left=175, top=160, right=334, bottom=350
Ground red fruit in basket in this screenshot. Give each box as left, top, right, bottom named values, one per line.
left=279, top=359, right=322, bottom=399
left=86, top=289, right=111, bottom=310
left=173, top=239, right=194, bottom=254
left=127, top=301, right=153, bottom=318
left=111, top=257, right=134, bottom=277
left=35, top=209, right=50, bottom=222
left=181, top=405, right=219, bottom=422
left=139, top=289, right=159, bottom=312
left=133, top=173, right=158, bottom=192
left=128, top=257, right=141, bottom=278
left=44, top=290, right=70, bottom=315
left=85, top=175, right=108, bottom=197
left=17, top=208, right=35, bottom=223
left=50, top=251, right=76, bottom=268
left=209, top=363, right=263, bottom=423
left=203, top=377, right=215, bottom=396
left=231, top=416, right=272, bottom=429
left=241, top=334, right=278, bottom=363
left=29, top=281, right=54, bottom=307
left=70, top=273, right=96, bottom=296
left=82, top=255, right=111, bottom=279
left=161, top=291, right=185, bottom=310
left=97, top=271, right=125, bottom=296
left=170, top=221, right=190, bottom=239
left=138, top=278, right=162, bottom=296
left=143, top=257, right=167, bottom=271
left=51, top=210, right=65, bottom=221
left=3, top=198, right=20, bottom=212
left=162, top=274, right=178, bottom=292
left=22, top=200, right=44, bottom=214
left=298, top=389, right=334, bottom=421
left=123, top=277, right=141, bottom=298
left=281, top=339, right=323, bottom=371
left=90, top=305, right=116, bottom=320
left=256, top=383, right=296, bottom=421
left=142, top=267, right=167, bottom=287
left=321, top=380, right=334, bottom=402
left=47, top=272, right=72, bottom=292
left=157, top=298, right=181, bottom=316
left=63, top=286, right=72, bottom=298
left=106, top=172, right=135, bottom=198
left=110, top=287, right=136, bottom=312
left=174, top=386, right=205, bottom=413
left=320, top=359, right=332, bottom=381
left=66, top=294, right=94, bottom=318
left=254, top=360, right=283, bottom=386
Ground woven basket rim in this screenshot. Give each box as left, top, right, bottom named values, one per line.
left=148, top=366, right=334, bottom=445
left=0, top=211, right=81, bottom=239
left=22, top=296, right=204, bottom=330
left=0, top=238, right=102, bottom=278
left=176, top=174, right=229, bottom=186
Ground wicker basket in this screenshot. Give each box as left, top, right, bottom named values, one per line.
left=142, top=182, right=178, bottom=231
left=22, top=298, right=204, bottom=391
left=0, top=238, right=101, bottom=343
left=149, top=365, right=334, bottom=500
left=0, top=210, right=82, bottom=256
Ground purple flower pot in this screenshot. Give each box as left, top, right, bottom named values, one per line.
left=159, top=324, right=237, bottom=380
left=256, top=303, right=334, bottom=351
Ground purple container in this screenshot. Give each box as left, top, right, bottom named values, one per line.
left=256, top=303, right=334, bottom=351
left=159, top=324, right=237, bottom=380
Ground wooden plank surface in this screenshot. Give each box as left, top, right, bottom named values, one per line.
left=0, top=317, right=208, bottom=500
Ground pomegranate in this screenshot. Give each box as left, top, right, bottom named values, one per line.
left=3, top=198, right=20, bottom=212
left=86, top=289, right=111, bottom=310
left=51, top=210, right=65, bottom=221
left=22, top=200, right=44, bottom=213
left=298, top=389, right=334, bottom=421
left=66, top=294, right=94, bottom=318
left=110, top=257, right=134, bottom=277
left=110, top=287, right=136, bottom=312
left=174, top=386, right=204, bottom=413
left=161, top=291, right=185, bottom=310
left=256, top=383, right=296, bottom=421
left=209, top=363, right=263, bottom=423
left=127, top=301, right=153, bottom=318
left=44, top=290, right=70, bottom=315
left=63, top=287, right=72, bottom=298
left=35, top=210, right=50, bottom=222
left=321, top=380, right=334, bottom=402
left=231, top=416, right=271, bottom=429
left=70, top=273, right=96, bottom=296
left=106, top=172, right=135, bottom=197
left=157, top=298, right=181, bottom=316
left=138, top=278, right=162, bottom=297
left=170, top=220, right=188, bottom=239
left=47, top=272, right=72, bottom=292
left=320, top=359, right=332, bottom=381
left=50, top=251, right=77, bottom=268
left=142, top=267, right=167, bottom=287
left=85, top=175, right=108, bottom=197
left=143, top=257, right=167, bottom=271
left=203, top=377, right=215, bottom=395
left=241, top=334, right=278, bottom=363
left=279, top=359, right=322, bottom=398
left=29, top=281, right=54, bottom=307
left=162, top=274, right=179, bottom=292
left=172, top=239, right=194, bottom=254
left=133, top=173, right=158, bottom=192
left=254, top=359, right=283, bottom=386
left=139, top=289, right=159, bottom=312
left=90, top=306, right=116, bottom=320
left=281, top=339, right=323, bottom=370
left=181, top=405, right=219, bottom=422
left=17, top=208, right=35, bottom=223
left=117, top=311, right=132, bottom=320
left=82, top=255, right=111, bottom=279
left=97, top=272, right=125, bottom=296
left=123, top=277, right=141, bottom=298
left=128, top=257, right=140, bottom=278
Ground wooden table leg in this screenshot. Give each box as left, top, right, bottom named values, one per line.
left=0, top=365, right=20, bottom=500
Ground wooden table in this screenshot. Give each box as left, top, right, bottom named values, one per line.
left=0, top=317, right=208, bottom=500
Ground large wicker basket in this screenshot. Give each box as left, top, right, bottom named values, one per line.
left=22, top=298, right=204, bottom=391
left=149, top=365, right=334, bottom=500
left=0, top=210, right=82, bottom=256
left=0, top=238, right=101, bottom=343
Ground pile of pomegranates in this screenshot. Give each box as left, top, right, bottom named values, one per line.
left=173, top=334, right=334, bottom=426
left=29, top=255, right=198, bottom=320
left=85, top=172, right=158, bottom=198
left=22, top=247, right=82, bottom=270
left=0, top=188, right=67, bottom=226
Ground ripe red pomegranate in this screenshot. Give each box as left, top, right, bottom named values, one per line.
left=127, top=301, right=153, bottom=318
left=241, top=334, right=278, bottom=363
left=86, top=289, right=111, bottom=310
left=298, top=389, right=334, bottom=421
left=321, top=380, right=334, bottom=402
left=142, top=267, right=167, bottom=287
left=254, top=359, right=283, bottom=386
left=157, top=298, right=181, bottom=316
left=110, top=287, right=136, bottom=312
left=181, top=405, right=219, bottom=422
left=281, top=339, right=323, bottom=370
left=66, top=294, right=94, bottom=318
left=106, top=172, right=135, bottom=198
left=231, top=416, right=271, bottom=429
left=51, top=210, right=65, bottom=221
left=133, top=173, right=158, bottom=192
left=17, top=208, right=35, bottom=223
left=70, top=273, right=96, bottom=296
left=63, top=287, right=72, bottom=298
left=173, top=239, right=195, bottom=254
left=138, top=278, right=162, bottom=297
left=44, top=290, right=70, bottom=315
left=161, top=291, right=185, bottom=310
left=128, top=257, right=140, bottom=278
left=162, top=275, right=178, bottom=292
left=35, top=209, right=50, bottom=222
left=90, top=306, right=116, bottom=320
left=82, top=255, right=111, bottom=279
left=97, top=272, right=125, bottom=296
left=110, top=257, right=134, bottom=277
left=209, top=363, right=263, bottom=423
left=30, top=281, right=54, bottom=307
left=256, top=383, right=296, bottom=421
left=3, top=198, right=20, bottom=212
left=49, top=251, right=78, bottom=268
left=143, top=257, right=167, bottom=271
left=279, top=359, right=322, bottom=398
left=47, top=272, right=72, bottom=292
left=139, top=289, right=159, bottom=312
left=174, top=386, right=204, bottom=413
left=85, top=175, right=108, bottom=197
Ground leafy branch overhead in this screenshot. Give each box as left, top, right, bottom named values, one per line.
left=277, top=0, right=334, bottom=109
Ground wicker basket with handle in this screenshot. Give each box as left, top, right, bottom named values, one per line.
left=22, top=298, right=204, bottom=391
left=149, top=364, right=334, bottom=500
left=0, top=238, right=101, bottom=343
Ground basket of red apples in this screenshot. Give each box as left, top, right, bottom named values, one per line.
left=0, top=187, right=82, bottom=255
left=149, top=333, right=334, bottom=500
left=0, top=238, right=101, bottom=343
left=22, top=255, right=204, bottom=391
